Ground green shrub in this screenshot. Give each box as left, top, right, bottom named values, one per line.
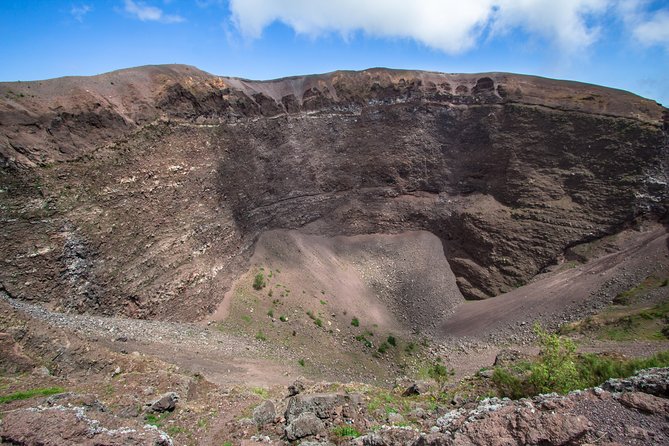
left=267, top=309, right=274, bottom=318
left=351, top=318, right=360, bottom=327
left=387, top=335, right=397, bottom=347
left=298, top=358, right=305, bottom=367
left=252, top=273, right=265, bottom=290
left=279, top=315, right=287, bottom=322
left=255, top=331, right=267, bottom=341
left=377, top=342, right=390, bottom=354
left=315, top=318, right=323, bottom=327
left=493, top=324, right=669, bottom=399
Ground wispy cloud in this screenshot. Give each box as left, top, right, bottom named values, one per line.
left=123, top=0, right=185, bottom=24
left=228, top=0, right=613, bottom=55
left=70, top=4, right=92, bottom=22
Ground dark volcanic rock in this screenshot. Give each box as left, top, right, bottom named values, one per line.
left=0, top=65, right=667, bottom=320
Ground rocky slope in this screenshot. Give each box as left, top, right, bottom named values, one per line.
left=1, top=64, right=667, bottom=323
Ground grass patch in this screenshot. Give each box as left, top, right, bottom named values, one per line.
left=298, top=358, right=306, bottom=367
left=351, top=317, right=360, bottom=327
left=314, top=318, right=323, bottom=327
left=0, top=387, right=65, bottom=404
left=613, top=275, right=667, bottom=305
left=279, top=315, right=287, bottom=322
left=145, top=411, right=171, bottom=427
left=332, top=425, right=361, bottom=438
left=387, top=335, right=397, bottom=347
left=255, top=331, right=267, bottom=341
left=251, top=387, right=269, bottom=398
left=565, top=301, right=669, bottom=341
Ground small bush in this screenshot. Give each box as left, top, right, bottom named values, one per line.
left=387, top=335, right=397, bottom=346
left=279, top=315, right=287, bottom=322
left=315, top=318, right=323, bottom=327
left=351, top=318, right=360, bottom=327
left=267, top=309, right=274, bottom=318
left=427, top=362, right=452, bottom=383
left=255, top=331, right=267, bottom=341
left=252, top=273, right=265, bottom=290
left=377, top=342, right=390, bottom=354
left=298, top=358, right=305, bottom=367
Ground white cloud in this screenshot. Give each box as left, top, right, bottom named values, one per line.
left=620, top=1, right=669, bottom=50
left=70, top=4, right=92, bottom=22
left=123, top=0, right=185, bottom=24
left=228, top=0, right=613, bottom=54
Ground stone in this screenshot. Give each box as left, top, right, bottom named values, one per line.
left=0, top=406, right=173, bottom=446
left=285, top=393, right=362, bottom=423
left=284, top=412, right=325, bottom=441
left=147, top=392, right=179, bottom=413
left=403, top=381, right=431, bottom=396
left=288, top=379, right=305, bottom=396
left=253, top=400, right=276, bottom=425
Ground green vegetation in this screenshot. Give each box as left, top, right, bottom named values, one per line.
left=279, top=315, right=288, bottom=322
left=613, top=275, right=668, bottom=305
left=252, top=272, right=265, bottom=290
left=421, top=361, right=453, bottom=384
left=314, top=318, right=323, bottom=327
left=355, top=334, right=373, bottom=348
left=298, top=358, right=306, bottom=367
left=255, top=331, right=267, bottom=341
left=562, top=301, right=669, bottom=341
left=332, top=425, right=362, bottom=438
left=251, top=387, right=269, bottom=398
left=320, top=299, right=327, bottom=305
left=493, top=324, right=669, bottom=399
left=377, top=342, right=390, bottom=354
left=351, top=317, right=360, bottom=327
left=0, top=387, right=65, bottom=404
left=267, top=309, right=274, bottom=318
left=145, top=412, right=171, bottom=427
left=387, top=335, right=397, bottom=347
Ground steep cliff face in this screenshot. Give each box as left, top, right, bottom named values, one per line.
left=0, top=65, right=666, bottom=319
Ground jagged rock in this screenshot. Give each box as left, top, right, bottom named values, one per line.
left=147, top=392, right=179, bottom=413
left=253, top=400, right=276, bottom=425
left=288, top=379, right=305, bottom=396
left=284, top=412, right=325, bottom=441
left=0, top=405, right=173, bottom=446
left=285, top=393, right=363, bottom=423
left=602, top=367, right=669, bottom=397
left=403, top=381, right=431, bottom=396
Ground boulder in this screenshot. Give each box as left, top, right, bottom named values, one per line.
left=288, top=379, right=305, bottom=396
left=285, top=392, right=362, bottom=423
left=147, top=392, right=179, bottom=413
left=253, top=400, right=276, bottom=425
left=285, top=412, right=325, bottom=441
left=403, top=381, right=431, bottom=396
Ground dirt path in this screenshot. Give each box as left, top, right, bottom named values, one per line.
left=440, top=225, right=669, bottom=342
left=1, top=294, right=297, bottom=387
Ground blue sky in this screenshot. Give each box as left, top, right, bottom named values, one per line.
left=1, top=0, right=668, bottom=105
